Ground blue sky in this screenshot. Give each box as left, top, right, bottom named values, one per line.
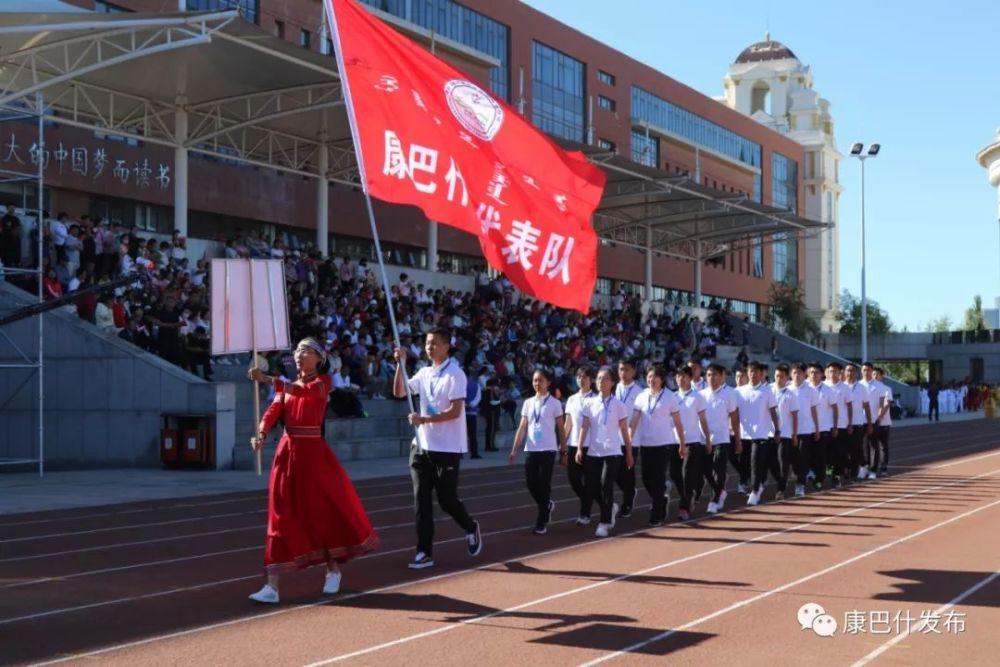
left=523, top=0, right=1000, bottom=331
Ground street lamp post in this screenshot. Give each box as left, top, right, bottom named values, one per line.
left=850, top=142, right=879, bottom=363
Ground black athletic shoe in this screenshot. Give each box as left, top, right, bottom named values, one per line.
left=532, top=522, right=547, bottom=535
left=466, top=520, right=482, bottom=557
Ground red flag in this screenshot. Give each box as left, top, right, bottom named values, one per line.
left=327, top=0, right=605, bottom=313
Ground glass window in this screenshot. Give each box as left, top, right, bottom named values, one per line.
left=186, top=1, right=258, bottom=24
left=630, top=129, right=658, bottom=167
left=362, top=0, right=510, bottom=101
left=773, top=232, right=788, bottom=282
left=752, top=235, right=764, bottom=278
left=631, top=85, right=762, bottom=201
left=771, top=152, right=798, bottom=211
left=300, top=29, right=311, bottom=49
left=95, top=1, right=128, bottom=12
left=598, top=138, right=616, bottom=152
left=274, top=19, right=284, bottom=39
left=531, top=41, right=585, bottom=142
left=597, top=95, right=616, bottom=111
left=594, top=277, right=612, bottom=295
left=597, top=70, right=616, bottom=86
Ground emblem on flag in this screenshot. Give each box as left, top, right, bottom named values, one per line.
left=444, top=79, right=504, bottom=142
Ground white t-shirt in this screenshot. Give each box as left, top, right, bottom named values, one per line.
left=675, top=388, right=708, bottom=444
left=701, top=385, right=739, bottom=445
left=846, top=382, right=871, bottom=426
left=872, top=379, right=893, bottom=426
left=407, top=358, right=468, bottom=453
left=738, top=382, right=778, bottom=440
left=811, top=382, right=837, bottom=433
left=566, top=391, right=596, bottom=450
left=771, top=384, right=799, bottom=438
left=633, top=388, right=680, bottom=446
left=692, top=377, right=708, bottom=392
left=582, top=394, right=628, bottom=457
left=791, top=382, right=819, bottom=435
left=616, top=381, right=642, bottom=443
left=520, top=393, right=564, bottom=452
left=826, top=381, right=850, bottom=429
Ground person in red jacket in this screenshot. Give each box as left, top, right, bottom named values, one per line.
left=247, top=337, right=378, bottom=604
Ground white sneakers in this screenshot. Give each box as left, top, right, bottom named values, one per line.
left=867, top=471, right=878, bottom=480
left=249, top=584, right=279, bottom=604
left=795, top=484, right=806, bottom=497
left=575, top=515, right=591, bottom=526
left=610, top=502, right=619, bottom=529
left=857, top=466, right=870, bottom=480
left=323, top=568, right=342, bottom=595
left=595, top=502, right=620, bottom=537
left=747, top=489, right=761, bottom=506
left=718, top=489, right=728, bottom=508
left=706, top=501, right=719, bottom=514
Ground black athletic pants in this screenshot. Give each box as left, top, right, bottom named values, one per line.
left=706, top=444, right=729, bottom=503
left=525, top=451, right=556, bottom=526
left=639, top=446, right=669, bottom=523
left=679, top=443, right=706, bottom=511
left=616, top=462, right=636, bottom=512
left=410, top=446, right=477, bottom=557
left=870, top=426, right=890, bottom=473
left=583, top=454, right=621, bottom=525
left=567, top=446, right=590, bottom=518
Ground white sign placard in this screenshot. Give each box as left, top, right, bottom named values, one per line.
left=209, top=259, right=290, bottom=356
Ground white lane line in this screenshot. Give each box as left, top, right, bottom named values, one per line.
left=579, top=501, right=1000, bottom=665
left=297, top=468, right=1000, bottom=666
left=851, top=570, right=1000, bottom=666
left=931, top=449, right=1000, bottom=469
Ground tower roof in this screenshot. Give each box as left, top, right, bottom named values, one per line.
left=735, top=32, right=797, bottom=64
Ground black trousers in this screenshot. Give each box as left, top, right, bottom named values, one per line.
left=846, top=427, right=865, bottom=477
left=583, top=454, right=621, bottom=524
left=705, top=444, right=729, bottom=503
left=639, top=446, right=669, bottom=523
left=771, top=438, right=792, bottom=493
left=466, top=414, right=479, bottom=457
left=567, top=446, right=590, bottom=518
left=729, top=439, right=751, bottom=486
left=827, top=429, right=846, bottom=477
left=410, top=446, right=476, bottom=557
left=525, top=451, right=556, bottom=525
left=668, top=444, right=685, bottom=506
left=928, top=400, right=939, bottom=421
left=810, top=432, right=830, bottom=483
left=679, top=443, right=706, bottom=511
left=871, top=426, right=891, bottom=473
left=484, top=409, right=498, bottom=451
left=616, top=459, right=637, bottom=511
left=749, top=439, right=776, bottom=492
left=794, top=434, right=817, bottom=484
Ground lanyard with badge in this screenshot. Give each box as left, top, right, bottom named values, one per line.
left=531, top=395, right=550, bottom=442
left=647, top=390, right=663, bottom=417
left=427, top=359, right=452, bottom=416
left=618, top=384, right=635, bottom=405
left=598, top=395, right=614, bottom=441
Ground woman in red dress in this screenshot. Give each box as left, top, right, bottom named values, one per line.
left=247, top=338, right=378, bottom=604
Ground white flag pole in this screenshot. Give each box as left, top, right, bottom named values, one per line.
left=325, top=0, right=415, bottom=414
left=249, top=259, right=262, bottom=476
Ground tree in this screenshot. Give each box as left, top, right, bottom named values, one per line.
left=767, top=281, right=819, bottom=342
left=924, top=315, right=953, bottom=333
left=964, top=295, right=987, bottom=332
left=836, top=290, right=892, bottom=336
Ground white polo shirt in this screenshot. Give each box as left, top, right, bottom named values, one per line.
left=771, top=384, right=799, bottom=438
left=407, top=358, right=467, bottom=453
left=566, top=390, right=595, bottom=450
left=675, top=388, right=708, bottom=444
left=738, top=382, right=778, bottom=440
left=846, top=381, right=871, bottom=426
left=582, top=394, right=628, bottom=457
left=520, top=393, right=564, bottom=452
left=616, top=381, right=641, bottom=441
left=871, top=379, right=893, bottom=426
left=633, top=388, right=681, bottom=446
left=825, top=380, right=850, bottom=429
left=701, top=385, right=739, bottom=445
left=692, top=377, right=708, bottom=392
left=811, top=382, right=837, bottom=433
left=791, top=382, right=819, bottom=435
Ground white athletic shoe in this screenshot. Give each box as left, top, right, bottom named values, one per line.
left=664, top=480, right=673, bottom=498
left=610, top=502, right=619, bottom=529
left=575, top=516, right=592, bottom=526
left=857, top=466, right=869, bottom=480
left=867, top=471, right=878, bottom=480
left=595, top=523, right=611, bottom=538
left=323, top=569, right=342, bottom=595
left=718, top=489, right=728, bottom=508
left=736, top=483, right=748, bottom=494
left=747, top=490, right=761, bottom=506
left=706, top=501, right=719, bottom=514
left=795, top=484, right=806, bottom=498
left=249, top=584, right=279, bottom=604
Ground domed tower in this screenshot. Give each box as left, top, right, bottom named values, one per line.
left=721, top=33, right=842, bottom=332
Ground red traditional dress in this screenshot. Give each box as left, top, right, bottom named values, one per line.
left=259, top=373, right=378, bottom=573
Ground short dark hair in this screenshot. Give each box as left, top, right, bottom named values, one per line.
left=426, top=327, right=451, bottom=344
left=808, top=362, right=825, bottom=372
left=707, top=363, right=726, bottom=375
left=533, top=368, right=553, bottom=384
left=874, top=366, right=885, bottom=374
left=793, top=363, right=809, bottom=373
left=862, top=361, right=875, bottom=369
left=675, top=366, right=693, bottom=378
left=617, top=358, right=635, bottom=369
left=825, top=361, right=843, bottom=370
left=775, top=363, right=791, bottom=375
left=646, top=364, right=668, bottom=384
left=576, top=366, right=596, bottom=382
left=748, top=361, right=767, bottom=373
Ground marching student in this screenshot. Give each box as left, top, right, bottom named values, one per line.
left=689, top=359, right=708, bottom=391
left=770, top=364, right=799, bottom=500
left=701, top=363, right=740, bottom=514
left=738, top=362, right=780, bottom=506
left=508, top=369, right=567, bottom=534
left=576, top=367, right=634, bottom=537
left=629, top=365, right=685, bottom=526
left=247, top=338, right=378, bottom=604
left=860, top=361, right=889, bottom=479
left=844, top=364, right=874, bottom=480
left=565, top=366, right=597, bottom=525
left=731, top=366, right=753, bottom=494
left=615, top=359, right=641, bottom=518
left=825, top=362, right=851, bottom=488
left=674, top=366, right=711, bottom=520
left=872, top=366, right=894, bottom=477
left=393, top=328, right=482, bottom=570
left=807, top=362, right=839, bottom=489
left=790, top=363, right=820, bottom=497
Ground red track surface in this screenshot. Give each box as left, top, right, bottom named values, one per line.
left=1, top=420, right=998, bottom=666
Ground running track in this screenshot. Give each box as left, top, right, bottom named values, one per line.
left=1, top=420, right=998, bottom=666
